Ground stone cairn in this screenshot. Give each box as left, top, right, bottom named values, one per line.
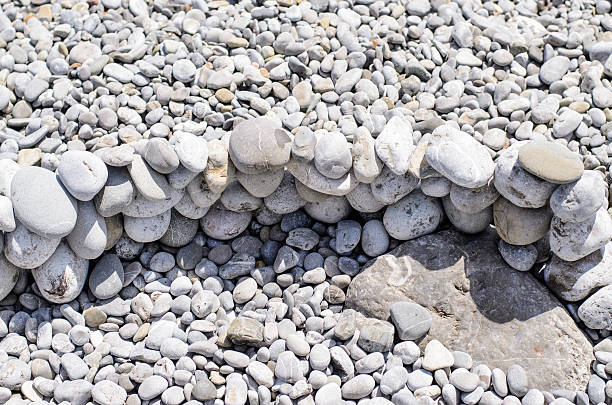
left=0, top=115, right=611, bottom=404
left=1, top=116, right=609, bottom=329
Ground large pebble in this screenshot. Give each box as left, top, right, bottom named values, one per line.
left=518, top=140, right=583, bottom=184
left=32, top=242, right=89, bottom=304
left=383, top=190, right=443, bottom=240
left=550, top=171, right=606, bottom=223
left=67, top=201, right=107, bottom=260
left=443, top=196, right=493, bottom=234
left=0, top=251, right=19, bottom=300
left=4, top=221, right=61, bottom=269
left=315, top=131, right=353, bottom=179
left=578, top=284, right=612, bottom=330
left=89, top=253, right=124, bottom=299
left=550, top=205, right=612, bottom=262
left=375, top=116, right=415, bottom=175
left=57, top=151, right=108, bottom=201
left=304, top=196, right=351, bottom=223
left=11, top=166, right=77, bottom=238
left=94, top=167, right=135, bottom=217
left=425, top=125, right=494, bottom=188
left=229, top=117, right=292, bottom=174
left=124, top=210, right=171, bottom=243
left=201, top=205, right=251, bottom=240
left=493, top=198, right=553, bottom=246
left=493, top=142, right=557, bottom=209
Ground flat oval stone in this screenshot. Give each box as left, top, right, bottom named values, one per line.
left=11, top=166, right=77, bottom=238
left=57, top=150, right=108, bottom=201
left=172, top=132, right=209, bottom=173
left=494, top=141, right=557, bottom=209
left=390, top=301, right=432, bottom=341
left=304, top=195, right=351, bottom=223
left=287, top=160, right=359, bottom=196
left=4, top=220, right=61, bottom=269
left=32, top=242, right=89, bottom=304
left=144, top=138, right=180, bottom=174
left=425, top=125, right=494, bottom=188
left=229, top=117, right=292, bottom=174
left=314, top=131, right=353, bottom=179
left=236, top=168, right=284, bottom=198
left=0, top=251, right=19, bottom=301
left=518, top=140, right=583, bottom=184
left=550, top=171, right=606, bottom=223
left=442, top=196, right=493, bottom=235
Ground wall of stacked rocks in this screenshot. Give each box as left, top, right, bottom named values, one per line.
left=0, top=115, right=609, bottom=334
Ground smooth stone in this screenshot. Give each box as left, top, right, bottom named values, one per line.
left=315, top=131, right=353, bottom=179
left=121, top=187, right=183, bottom=218
left=442, top=196, right=493, bottom=234
left=11, top=166, right=77, bottom=238
left=32, top=242, right=89, bottom=304
left=127, top=155, right=175, bottom=202
left=421, top=177, right=451, bottom=198
left=345, top=229, right=594, bottom=390
left=346, top=182, right=386, bottom=213
left=91, top=380, right=127, bottom=405
left=371, top=166, right=420, bottom=205
left=124, top=210, right=171, bottom=243
left=425, top=125, right=494, bottom=188
left=375, top=116, right=415, bottom=175
left=507, top=365, right=528, bottom=397
left=449, top=183, right=499, bottom=214
left=578, top=284, right=612, bottom=330
left=172, top=132, right=209, bottom=173
left=493, top=197, right=553, bottom=246
left=383, top=190, right=443, bottom=240
left=89, top=254, right=124, bottom=300
left=304, top=195, right=351, bottom=223
left=174, top=193, right=209, bottom=219
left=4, top=221, right=61, bottom=269
left=220, top=181, right=263, bottom=212
left=518, top=141, right=583, bottom=184
left=201, top=205, right=252, bottom=240
left=187, top=175, right=222, bottom=209
left=236, top=168, right=284, bottom=198
left=544, top=242, right=612, bottom=301
left=57, top=150, right=108, bottom=201
left=342, top=374, right=376, bottom=399
left=422, top=339, right=454, bottom=371
left=0, top=159, right=19, bottom=196
left=275, top=351, right=303, bottom=383
left=361, top=219, right=390, bottom=257
left=227, top=317, right=264, bottom=344
left=94, top=167, right=135, bottom=217
left=352, top=128, right=383, bottom=183
left=287, top=160, right=359, bottom=196
left=539, top=56, right=571, bottom=84
left=552, top=110, right=582, bottom=139
left=143, top=138, right=180, bottom=174
left=229, top=117, right=292, bottom=174
left=494, top=142, right=557, bottom=209
left=160, top=209, right=199, bottom=247
left=263, top=171, right=306, bottom=214
left=67, top=201, right=107, bottom=260
left=53, top=380, right=92, bottom=405
left=550, top=171, right=606, bottom=223
left=550, top=205, right=612, bottom=262
left=498, top=240, right=538, bottom=272
left=390, top=301, right=432, bottom=340
left=138, top=375, right=168, bottom=400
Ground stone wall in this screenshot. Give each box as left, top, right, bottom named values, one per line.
left=0, top=115, right=609, bottom=331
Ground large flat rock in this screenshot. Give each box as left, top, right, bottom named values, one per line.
left=346, top=228, right=593, bottom=391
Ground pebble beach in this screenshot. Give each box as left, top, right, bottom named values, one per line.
left=1, top=0, right=612, bottom=404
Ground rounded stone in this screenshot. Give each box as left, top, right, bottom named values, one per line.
left=550, top=205, right=612, bottom=262
left=89, top=253, right=124, bottom=299
left=11, top=166, right=78, bottom=238
left=425, top=125, right=495, bottom=188
left=383, top=190, right=443, bottom=240
left=236, top=168, right=284, bottom=198
left=124, top=210, right=171, bottom=243
left=229, top=117, right=292, bottom=174
left=342, top=374, right=376, bottom=399
left=200, top=205, right=252, bottom=240
left=361, top=219, right=390, bottom=256
left=172, top=131, right=209, bottom=173
left=442, top=196, right=493, bottom=234
left=220, top=181, right=263, bottom=212
left=4, top=221, right=61, bottom=269
left=493, top=142, right=557, bottom=209
left=498, top=240, right=538, bottom=272
left=493, top=197, right=553, bottom=246
left=138, top=375, right=168, bottom=400
left=390, top=301, right=432, bottom=340
left=346, top=182, right=386, bottom=213
left=91, top=380, right=127, bottom=405
left=449, top=183, right=500, bottom=214
left=67, top=201, right=107, bottom=260
left=314, top=131, right=353, bottom=179
left=550, top=171, right=606, bottom=223
left=159, top=209, right=199, bottom=247
left=304, top=196, right=351, bottom=223
left=57, top=150, right=108, bottom=201
left=32, top=242, right=89, bottom=304
left=143, top=138, right=180, bottom=174
left=518, top=140, right=583, bottom=184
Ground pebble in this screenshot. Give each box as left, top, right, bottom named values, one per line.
left=57, top=151, right=108, bottom=201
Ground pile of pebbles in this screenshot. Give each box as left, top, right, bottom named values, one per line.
left=0, top=0, right=612, bottom=402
